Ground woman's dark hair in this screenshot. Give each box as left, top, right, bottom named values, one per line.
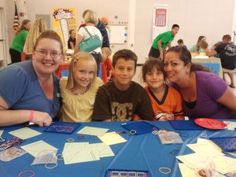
left=166, top=46, right=210, bottom=72
left=142, top=58, right=166, bottom=81
left=17, top=19, right=30, bottom=34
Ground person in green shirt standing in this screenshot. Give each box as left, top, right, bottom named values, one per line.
left=9, top=19, right=31, bottom=63
left=149, top=24, right=179, bottom=60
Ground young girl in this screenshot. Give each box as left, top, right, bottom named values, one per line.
left=60, top=52, right=103, bottom=122
left=142, top=59, right=184, bottom=120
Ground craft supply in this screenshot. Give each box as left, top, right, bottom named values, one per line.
left=0, top=146, right=25, bottom=161
left=158, top=130, right=183, bottom=144
left=45, top=162, right=58, bottom=169
left=44, top=122, right=80, bottom=134
left=210, top=137, right=236, bottom=152
left=158, top=167, right=171, bottom=175
left=0, top=137, right=23, bottom=151
left=106, top=169, right=149, bottom=177
left=17, top=169, right=35, bottom=177
left=121, top=121, right=158, bottom=135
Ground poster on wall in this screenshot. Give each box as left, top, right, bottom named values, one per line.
left=152, top=4, right=168, bottom=41
left=52, top=8, right=77, bottom=48
left=110, top=25, right=128, bottom=44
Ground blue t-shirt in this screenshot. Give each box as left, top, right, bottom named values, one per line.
left=0, top=61, right=60, bottom=118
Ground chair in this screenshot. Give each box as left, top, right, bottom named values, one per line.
left=222, top=68, right=236, bottom=88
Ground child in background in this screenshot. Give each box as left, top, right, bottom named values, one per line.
left=67, top=29, right=76, bottom=50
left=177, top=39, right=187, bottom=49
left=92, top=49, right=154, bottom=121
left=101, top=47, right=112, bottom=83
left=142, top=59, right=184, bottom=120
left=60, top=52, right=103, bottom=122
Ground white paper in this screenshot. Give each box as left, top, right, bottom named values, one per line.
left=9, top=127, right=41, bottom=140
left=21, top=140, right=57, bottom=157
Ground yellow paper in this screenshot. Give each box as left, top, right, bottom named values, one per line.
left=62, top=142, right=99, bottom=164
left=99, top=132, right=127, bottom=145
left=213, top=155, right=236, bottom=174
left=77, top=126, right=109, bottom=137
left=88, top=143, right=114, bottom=158
left=9, top=127, right=41, bottom=140
left=178, top=163, right=197, bottom=177
left=21, top=140, right=57, bottom=157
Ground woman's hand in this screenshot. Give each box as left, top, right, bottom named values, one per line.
left=31, top=111, right=52, bottom=127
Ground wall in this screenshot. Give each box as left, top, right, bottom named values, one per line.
left=4, top=0, right=236, bottom=65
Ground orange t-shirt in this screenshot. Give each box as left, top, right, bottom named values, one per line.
left=145, top=86, right=184, bottom=120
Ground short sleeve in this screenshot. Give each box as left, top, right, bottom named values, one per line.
left=0, top=65, right=29, bottom=107
left=92, top=86, right=111, bottom=121
left=199, top=72, right=227, bottom=100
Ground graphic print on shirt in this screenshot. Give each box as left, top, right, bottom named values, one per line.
left=111, top=102, right=133, bottom=121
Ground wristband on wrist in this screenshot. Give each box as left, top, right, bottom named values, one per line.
left=29, top=110, right=34, bottom=122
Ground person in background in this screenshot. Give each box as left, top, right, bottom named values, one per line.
left=82, top=9, right=110, bottom=49
left=164, top=46, right=236, bottom=119
left=0, top=30, right=64, bottom=127
left=23, top=18, right=48, bottom=60
left=75, top=10, right=103, bottom=76
left=149, top=24, right=179, bottom=60
left=67, top=29, right=76, bottom=50
left=177, top=39, right=187, bottom=49
left=101, top=47, right=112, bottom=83
left=190, top=36, right=207, bottom=54
left=142, top=59, right=184, bottom=121
left=206, top=34, right=236, bottom=70
left=9, top=19, right=31, bottom=63
left=100, top=16, right=110, bottom=39
left=60, top=52, right=103, bottom=122
left=92, top=49, right=154, bottom=121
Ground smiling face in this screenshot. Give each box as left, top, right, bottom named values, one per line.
left=73, top=59, right=96, bottom=89
left=145, top=67, right=165, bottom=90
left=164, top=51, right=190, bottom=84
left=32, top=38, right=64, bottom=76
left=112, top=58, right=136, bottom=90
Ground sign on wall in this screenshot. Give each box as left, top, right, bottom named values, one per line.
left=152, top=4, right=168, bottom=41
left=52, top=8, right=77, bottom=48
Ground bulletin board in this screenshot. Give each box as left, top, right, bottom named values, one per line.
left=109, top=25, right=128, bottom=44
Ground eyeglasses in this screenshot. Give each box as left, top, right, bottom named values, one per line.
left=35, top=49, right=62, bottom=59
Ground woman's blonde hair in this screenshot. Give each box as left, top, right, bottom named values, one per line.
left=66, top=52, right=97, bottom=90
left=24, top=18, right=48, bottom=54
left=83, top=10, right=98, bottom=25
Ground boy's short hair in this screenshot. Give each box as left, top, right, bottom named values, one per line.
left=172, top=24, right=179, bottom=29
left=112, top=49, right=137, bottom=68
left=177, top=39, right=184, bottom=44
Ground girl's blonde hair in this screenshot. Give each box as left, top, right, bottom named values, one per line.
left=66, top=52, right=97, bottom=90
left=83, top=10, right=98, bottom=25
left=24, top=18, right=48, bottom=54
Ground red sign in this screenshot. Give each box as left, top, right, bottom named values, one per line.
left=155, top=8, right=167, bottom=27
